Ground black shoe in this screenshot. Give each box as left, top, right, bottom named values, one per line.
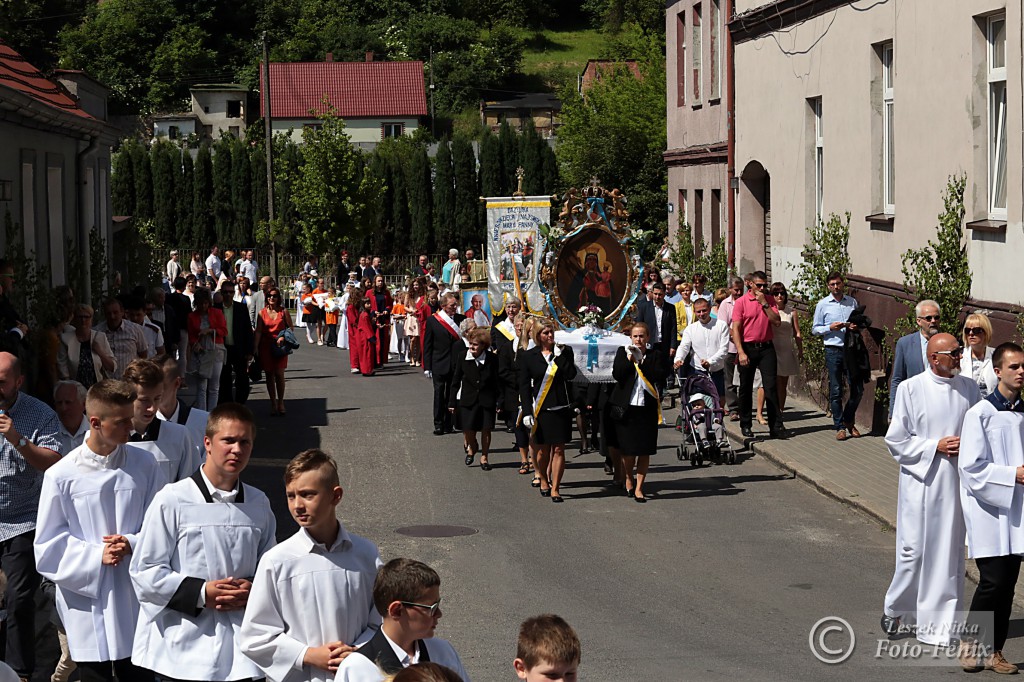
left=770, top=428, right=793, bottom=440
left=540, top=487, right=551, bottom=497
left=551, top=495, right=563, bottom=503
left=481, top=461, right=492, bottom=471
left=880, top=614, right=900, bottom=636
left=634, top=494, right=647, bottom=503
left=433, top=429, right=444, bottom=436
left=465, top=453, right=474, bottom=466
left=741, top=427, right=754, bottom=438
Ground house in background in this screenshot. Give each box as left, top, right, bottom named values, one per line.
left=480, top=93, right=561, bottom=138
left=578, top=59, right=640, bottom=94
left=261, top=54, right=427, bottom=149
left=152, top=113, right=197, bottom=141
left=152, top=83, right=249, bottom=143
left=0, top=40, right=116, bottom=295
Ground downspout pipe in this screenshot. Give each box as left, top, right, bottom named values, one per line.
left=726, top=0, right=736, bottom=271
left=77, top=134, right=100, bottom=301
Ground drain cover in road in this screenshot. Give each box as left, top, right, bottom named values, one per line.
left=395, top=525, right=478, bottom=538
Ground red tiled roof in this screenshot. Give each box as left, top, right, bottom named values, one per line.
left=260, top=61, right=427, bottom=120
left=0, top=40, right=93, bottom=120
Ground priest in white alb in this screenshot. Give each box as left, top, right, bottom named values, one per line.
left=956, top=341, right=1024, bottom=674
left=880, top=332, right=980, bottom=646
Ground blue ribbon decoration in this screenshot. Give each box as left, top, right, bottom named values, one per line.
left=583, top=329, right=600, bottom=369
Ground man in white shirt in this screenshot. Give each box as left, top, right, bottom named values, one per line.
left=205, top=246, right=222, bottom=281
left=166, top=250, right=182, bottom=283
left=241, top=250, right=258, bottom=285
left=130, top=403, right=276, bottom=682
left=95, top=299, right=148, bottom=379
left=958, top=342, right=1024, bottom=674
left=53, top=380, right=88, bottom=454
left=880, top=333, right=980, bottom=647
left=674, top=297, right=730, bottom=398
left=240, top=450, right=382, bottom=682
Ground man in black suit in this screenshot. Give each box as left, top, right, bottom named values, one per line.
left=217, top=280, right=255, bottom=404
left=335, top=251, right=351, bottom=286
left=167, top=276, right=193, bottom=374
left=423, top=292, right=467, bottom=435
left=635, top=281, right=677, bottom=396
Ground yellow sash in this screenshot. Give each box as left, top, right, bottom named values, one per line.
left=530, top=356, right=560, bottom=437
left=634, top=362, right=663, bottom=425
left=496, top=319, right=515, bottom=341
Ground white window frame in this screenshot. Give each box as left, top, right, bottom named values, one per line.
left=692, top=3, right=702, bottom=104
left=678, top=11, right=687, bottom=106
left=882, top=42, right=895, bottom=214
left=987, top=14, right=1007, bottom=219
left=680, top=189, right=688, bottom=230
left=813, top=97, right=823, bottom=221
left=710, top=0, right=721, bottom=100
left=382, top=122, right=405, bottom=139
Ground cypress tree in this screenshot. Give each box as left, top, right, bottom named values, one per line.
left=193, top=143, right=214, bottom=248
left=178, top=150, right=195, bottom=247
left=151, top=141, right=176, bottom=244
left=231, top=140, right=252, bottom=245
left=132, top=143, right=153, bottom=221
left=433, top=137, right=456, bottom=251
left=519, top=120, right=545, bottom=195
left=389, top=155, right=410, bottom=255
left=366, top=150, right=391, bottom=257
left=498, top=120, right=518, bottom=195
left=478, top=130, right=502, bottom=198
left=451, top=134, right=479, bottom=248
left=212, top=137, right=233, bottom=243
left=542, top=142, right=559, bottom=196
left=112, top=144, right=135, bottom=217
left=251, top=145, right=268, bottom=228
left=408, top=146, right=433, bottom=255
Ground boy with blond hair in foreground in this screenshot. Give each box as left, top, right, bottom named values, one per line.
left=513, top=614, right=580, bottom=682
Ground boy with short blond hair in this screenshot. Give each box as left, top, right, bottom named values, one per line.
left=513, top=614, right=580, bottom=682
left=34, top=379, right=165, bottom=682
left=240, top=449, right=383, bottom=682
left=335, top=558, right=468, bottom=681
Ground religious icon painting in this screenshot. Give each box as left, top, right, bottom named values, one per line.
left=461, top=287, right=492, bottom=328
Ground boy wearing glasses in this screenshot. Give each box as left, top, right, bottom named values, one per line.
left=335, top=558, right=468, bottom=681
left=890, top=299, right=942, bottom=417
left=239, top=449, right=382, bottom=682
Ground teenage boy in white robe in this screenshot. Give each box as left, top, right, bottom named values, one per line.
left=130, top=403, right=276, bottom=682
left=239, top=449, right=383, bottom=682
left=880, top=332, right=980, bottom=646
left=957, top=342, right=1024, bottom=674
left=34, top=379, right=165, bottom=682
left=334, top=558, right=468, bottom=682
left=154, top=353, right=209, bottom=462
left=122, top=359, right=199, bottom=484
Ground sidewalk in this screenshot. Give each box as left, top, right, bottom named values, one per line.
left=716, top=392, right=1024, bottom=607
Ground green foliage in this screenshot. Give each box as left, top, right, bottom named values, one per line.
left=131, top=141, right=153, bottom=220
left=193, top=143, right=215, bottom=247
left=433, top=137, right=456, bottom=248
left=178, top=151, right=195, bottom=246
left=250, top=145, right=268, bottom=230
left=230, top=140, right=253, bottom=245
left=88, top=226, right=111, bottom=310
left=2, top=210, right=56, bottom=328
left=899, top=174, right=971, bottom=336
left=151, top=141, right=177, bottom=245
left=290, top=106, right=384, bottom=255
left=498, top=121, right=519, bottom=195
left=112, top=145, right=135, bottom=216
left=519, top=120, right=545, bottom=195
left=789, top=211, right=852, bottom=399
left=212, top=136, right=234, bottom=243
left=451, top=134, right=479, bottom=248
left=696, top=240, right=729, bottom=292
left=408, top=146, right=434, bottom=255
left=666, top=223, right=696, bottom=279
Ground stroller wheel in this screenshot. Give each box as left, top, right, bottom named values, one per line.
left=728, top=450, right=737, bottom=465
left=677, top=444, right=686, bottom=461
left=692, top=452, right=702, bottom=467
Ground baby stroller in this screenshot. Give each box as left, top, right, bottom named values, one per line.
left=676, top=371, right=735, bottom=466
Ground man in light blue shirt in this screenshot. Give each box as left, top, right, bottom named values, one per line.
left=812, top=272, right=863, bottom=440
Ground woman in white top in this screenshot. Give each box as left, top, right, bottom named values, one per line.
left=960, top=312, right=997, bottom=397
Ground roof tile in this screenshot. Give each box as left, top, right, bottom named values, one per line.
left=0, top=40, right=93, bottom=120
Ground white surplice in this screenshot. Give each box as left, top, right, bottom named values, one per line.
left=157, top=399, right=210, bottom=464
left=883, top=369, right=981, bottom=645
left=959, top=398, right=1024, bottom=558
left=130, top=475, right=277, bottom=681
left=101, top=417, right=200, bottom=485
left=34, top=443, right=165, bottom=662
left=239, top=524, right=384, bottom=682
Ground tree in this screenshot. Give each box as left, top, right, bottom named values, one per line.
left=151, top=141, right=177, bottom=244
left=498, top=121, right=518, bottom=195
left=388, top=155, right=411, bottom=255
left=231, top=140, right=253, bottom=245
left=408, top=146, right=433, bottom=255
left=433, top=137, right=456, bottom=250
left=178, top=150, right=195, bottom=246
left=193, top=143, right=215, bottom=248
left=541, top=142, right=559, bottom=196
left=212, top=136, right=234, bottom=243
left=131, top=143, right=153, bottom=221
left=112, top=144, right=135, bottom=217
left=478, top=130, right=502, bottom=198
left=519, top=120, right=544, bottom=195
left=251, top=144, right=268, bottom=229
left=451, top=134, right=479, bottom=248
left=290, top=107, right=383, bottom=255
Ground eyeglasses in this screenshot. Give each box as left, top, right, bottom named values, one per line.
left=753, top=283, right=767, bottom=289
left=934, top=349, right=963, bottom=358
left=400, top=599, right=442, bottom=617
left=267, top=294, right=280, bottom=299
left=917, top=315, right=940, bottom=322
left=964, top=327, right=986, bottom=337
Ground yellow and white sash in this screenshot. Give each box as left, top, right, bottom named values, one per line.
left=529, top=356, right=560, bottom=437
left=496, top=318, right=516, bottom=341
left=634, top=362, right=664, bottom=425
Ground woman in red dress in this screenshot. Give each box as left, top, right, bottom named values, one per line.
left=345, top=287, right=364, bottom=374
left=254, top=286, right=294, bottom=415
left=355, top=298, right=378, bottom=376
left=368, top=275, right=393, bottom=365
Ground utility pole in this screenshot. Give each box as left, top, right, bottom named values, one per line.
left=262, top=31, right=277, bottom=281
left=429, top=46, right=435, bottom=138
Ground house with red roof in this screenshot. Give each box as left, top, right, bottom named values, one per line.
left=260, top=54, right=428, bottom=148
left=0, top=40, right=116, bottom=293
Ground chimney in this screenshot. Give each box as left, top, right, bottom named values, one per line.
left=326, top=52, right=333, bottom=62
left=365, top=51, right=374, bottom=63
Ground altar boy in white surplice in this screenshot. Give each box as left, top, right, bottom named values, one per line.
left=880, top=332, right=980, bottom=646
left=957, top=342, right=1024, bottom=674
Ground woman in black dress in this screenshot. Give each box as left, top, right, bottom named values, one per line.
left=610, top=323, right=667, bottom=502
left=449, top=329, right=501, bottom=470
left=519, top=318, right=577, bottom=503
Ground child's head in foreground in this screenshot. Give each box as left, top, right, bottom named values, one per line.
left=374, top=558, right=443, bottom=641
left=514, top=614, right=580, bottom=682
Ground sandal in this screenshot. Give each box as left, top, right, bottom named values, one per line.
left=531, top=477, right=542, bottom=488
left=518, top=463, right=531, bottom=475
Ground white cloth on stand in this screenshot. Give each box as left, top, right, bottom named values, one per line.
left=553, top=329, right=629, bottom=383
left=882, top=369, right=980, bottom=645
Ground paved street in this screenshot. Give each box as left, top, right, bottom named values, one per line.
left=234, top=343, right=1021, bottom=680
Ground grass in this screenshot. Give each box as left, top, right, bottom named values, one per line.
left=520, top=28, right=605, bottom=84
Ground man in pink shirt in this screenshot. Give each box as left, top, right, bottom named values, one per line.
left=730, top=270, right=790, bottom=439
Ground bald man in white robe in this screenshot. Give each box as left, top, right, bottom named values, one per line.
left=881, top=333, right=980, bottom=646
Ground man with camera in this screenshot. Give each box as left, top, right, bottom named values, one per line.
left=811, top=272, right=863, bottom=441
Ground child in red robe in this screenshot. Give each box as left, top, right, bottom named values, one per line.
left=356, top=298, right=378, bottom=376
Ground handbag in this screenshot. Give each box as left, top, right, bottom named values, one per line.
left=271, top=328, right=300, bottom=357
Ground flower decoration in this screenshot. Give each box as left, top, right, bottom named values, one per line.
left=577, top=305, right=604, bottom=328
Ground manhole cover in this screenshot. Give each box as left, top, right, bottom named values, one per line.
left=395, top=525, right=478, bottom=538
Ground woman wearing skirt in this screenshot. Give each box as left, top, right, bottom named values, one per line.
left=610, top=323, right=667, bottom=502
left=519, top=318, right=578, bottom=503
left=449, top=329, right=500, bottom=471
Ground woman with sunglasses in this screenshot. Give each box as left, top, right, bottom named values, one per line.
left=960, top=312, right=998, bottom=397
left=254, top=287, right=294, bottom=415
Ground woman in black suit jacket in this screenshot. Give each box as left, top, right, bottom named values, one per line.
left=610, top=323, right=667, bottom=502
left=518, top=318, right=578, bottom=503
left=449, top=328, right=501, bottom=470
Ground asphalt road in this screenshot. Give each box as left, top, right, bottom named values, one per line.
left=152, top=343, right=1020, bottom=680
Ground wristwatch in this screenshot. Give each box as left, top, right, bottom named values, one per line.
left=15, top=437, right=27, bottom=450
